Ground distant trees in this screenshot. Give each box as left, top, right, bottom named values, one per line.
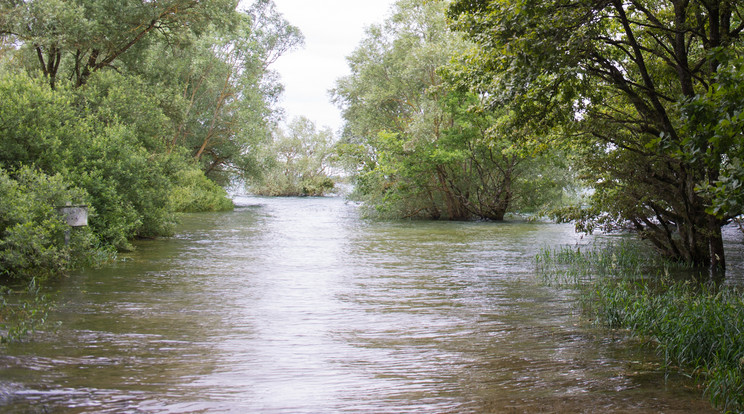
left=250, top=117, right=336, bottom=197
left=333, top=0, right=570, bottom=219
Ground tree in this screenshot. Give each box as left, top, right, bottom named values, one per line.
left=250, top=117, right=336, bottom=196
left=333, top=0, right=567, bottom=219
left=448, top=0, right=744, bottom=269
left=138, top=0, right=303, bottom=184
left=0, top=0, right=237, bottom=88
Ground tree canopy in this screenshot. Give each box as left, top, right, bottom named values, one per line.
left=447, top=0, right=744, bottom=269
left=333, top=0, right=570, bottom=220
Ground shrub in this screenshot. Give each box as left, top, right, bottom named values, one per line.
left=0, top=166, right=95, bottom=282
left=170, top=167, right=234, bottom=212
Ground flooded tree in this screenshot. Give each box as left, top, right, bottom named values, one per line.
left=333, top=0, right=569, bottom=220
left=250, top=117, right=336, bottom=197
left=448, top=0, right=744, bottom=269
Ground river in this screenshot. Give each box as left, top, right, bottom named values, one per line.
left=0, top=196, right=721, bottom=413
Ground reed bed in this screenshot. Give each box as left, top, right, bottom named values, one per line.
left=536, top=240, right=744, bottom=413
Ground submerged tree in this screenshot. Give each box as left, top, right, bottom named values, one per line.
left=250, top=117, right=336, bottom=197
left=333, top=0, right=568, bottom=219
left=448, top=0, right=744, bottom=269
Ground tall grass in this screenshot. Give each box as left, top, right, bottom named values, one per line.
left=536, top=240, right=744, bottom=413
left=534, top=238, right=690, bottom=286
left=0, top=278, right=55, bottom=343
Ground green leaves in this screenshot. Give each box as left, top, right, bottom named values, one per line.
left=448, top=0, right=744, bottom=267
left=0, top=166, right=93, bottom=281
left=250, top=117, right=337, bottom=197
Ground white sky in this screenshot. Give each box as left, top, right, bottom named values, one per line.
left=267, top=0, right=397, bottom=133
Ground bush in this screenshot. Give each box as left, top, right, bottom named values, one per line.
left=0, top=167, right=96, bottom=282
left=0, top=72, right=187, bottom=250
left=170, top=167, right=234, bottom=212
left=66, top=123, right=179, bottom=248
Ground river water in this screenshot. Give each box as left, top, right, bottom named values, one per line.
left=0, top=196, right=721, bottom=413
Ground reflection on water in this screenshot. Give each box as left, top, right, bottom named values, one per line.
left=0, top=197, right=719, bottom=412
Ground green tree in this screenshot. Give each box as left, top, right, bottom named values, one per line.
left=250, top=117, right=336, bottom=196
left=333, top=0, right=567, bottom=219
left=448, top=0, right=744, bottom=269
left=0, top=0, right=237, bottom=88
left=139, top=1, right=302, bottom=184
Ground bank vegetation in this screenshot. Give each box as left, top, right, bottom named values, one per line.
left=0, top=0, right=302, bottom=341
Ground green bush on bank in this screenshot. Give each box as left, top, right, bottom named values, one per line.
left=0, top=167, right=98, bottom=281
left=537, top=241, right=744, bottom=413
left=0, top=71, right=232, bottom=255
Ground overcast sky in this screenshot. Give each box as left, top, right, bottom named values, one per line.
left=267, top=0, right=397, bottom=133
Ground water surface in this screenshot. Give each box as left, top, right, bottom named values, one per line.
left=0, top=196, right=717, bottom=412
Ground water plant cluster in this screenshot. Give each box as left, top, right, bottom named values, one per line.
left=536, top=240, right=744, bottom=413
left=0, top=279, right=54, bottom=343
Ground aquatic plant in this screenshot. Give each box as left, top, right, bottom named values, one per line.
left=534, top=238, right=689, bottom=286
left=0, top=279, right=55, bottom=343
left=536, top=240, right=744, bottom=412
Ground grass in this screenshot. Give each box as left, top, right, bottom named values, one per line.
left=0, top=278, right=55, bottom=343
left=534, top=237, right=691, bottom=286
left=536, top=240, right=744, bottom=413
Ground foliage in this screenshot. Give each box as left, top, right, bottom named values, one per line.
left=0, top=166, right=96, bottom=282
left=148, top=2, right=303, bottom=184
left=0, top=72, right=171, bottom=250
left=170, top=167, right=235, bottom=212
left=0, top=0, right=299, bottom=254
left=0, top=0, right=238, bottom=88
left=333, top=0, right=570, bottom=220
left=448, top=0, right=744, bottom=268
left=682, top=56, right=744, bottom=221
left=250, top=117, right=336, bottom=197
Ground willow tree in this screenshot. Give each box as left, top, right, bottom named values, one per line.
left=333, top=0, right=567, bottom=220
left=0, top=0, right=237, bottom=88
left=250, top=117, right=336, bottom=197
left=158, top=0, right=303, bottom=183
left=449, top=0, right=744, bottom=269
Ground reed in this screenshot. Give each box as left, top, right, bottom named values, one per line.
left=534, top=238, right=689, bottom=286
left=0, top=278, right=55, bottom=343
left=536, top=240, right=744, bottom=412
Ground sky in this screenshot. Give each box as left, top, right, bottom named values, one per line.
left=267, top=0, right=397, bottom=133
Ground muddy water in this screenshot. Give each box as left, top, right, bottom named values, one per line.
left=0, top=196, right=716, bottom=413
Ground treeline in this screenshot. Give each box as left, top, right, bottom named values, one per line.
left=333, top=0, right=744, bottom=271
left=0, top=0, right=302, bottom=282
